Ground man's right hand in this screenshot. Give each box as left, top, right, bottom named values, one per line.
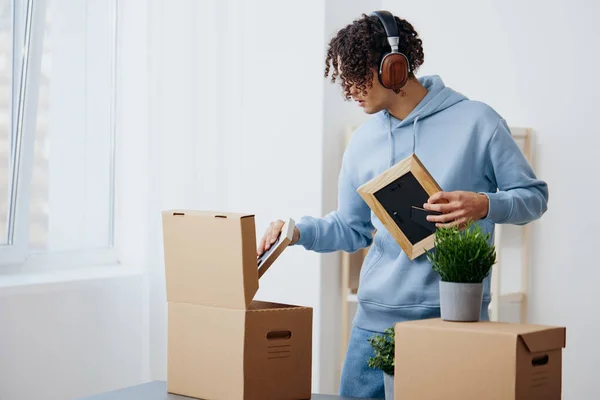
left=257, top=219, right=300, bottom=256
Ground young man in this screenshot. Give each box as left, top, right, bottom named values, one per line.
left=257, top=11, right=548, bottom=399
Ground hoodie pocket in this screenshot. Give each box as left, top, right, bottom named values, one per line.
left=356, top=230, right=441, bottom=308
left=359, top=231, right=387, bottom=282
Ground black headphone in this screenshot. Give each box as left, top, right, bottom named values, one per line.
left=371, top=10, right=411, bottom=91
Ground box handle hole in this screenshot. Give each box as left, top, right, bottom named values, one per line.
left=173, top=212, right=185, bottom=216
left=214, top=215, right=227, bottom=219
left=267, top=330, right=292, bottom=341
left=532, top=354, right=549, bottom=366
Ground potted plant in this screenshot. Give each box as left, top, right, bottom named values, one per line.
left=367, top=327, right=395, bottom=400
left=426, top=220, right=496, bottom=322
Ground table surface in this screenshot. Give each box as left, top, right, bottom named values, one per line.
left=79, top=381, right=378, bottom=400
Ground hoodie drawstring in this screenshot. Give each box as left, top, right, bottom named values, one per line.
left=412, top=115, right=420, bottom=154
left=387, top=114, right=393, bottom=167
left=388, top=113, right=421, bottom=168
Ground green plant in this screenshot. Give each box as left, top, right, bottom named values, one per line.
left=425, top=220, right=496, bottom=283
left=367, top=327, right=395, bottom=376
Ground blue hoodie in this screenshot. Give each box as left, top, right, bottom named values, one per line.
left=294, top=75, right=548, bottom=332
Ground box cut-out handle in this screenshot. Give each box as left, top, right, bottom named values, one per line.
left=214, top=214, right=227, bottom=219
left=173, top=212, right=185, bottom=216
left=532, top=354, right=549, bottom=367
left=267, top=330, right=292, bottom=340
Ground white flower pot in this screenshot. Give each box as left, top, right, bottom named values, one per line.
left=439, top=281, right=484, bottom=322
left=383, top=372, right=394, bottom=400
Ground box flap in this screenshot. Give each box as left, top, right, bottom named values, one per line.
left=396, top=318, right=567, bottom=351
left=519, top=327, right=566, bottom=353
left=162, top=210, right=259, bottom=309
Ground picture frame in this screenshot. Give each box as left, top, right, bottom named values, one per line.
left=357, top=154, right=442, bottom=260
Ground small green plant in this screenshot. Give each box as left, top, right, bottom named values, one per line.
left=367, top=327, right=395, bottom=376
left=426, top=220, right=496, bottom=283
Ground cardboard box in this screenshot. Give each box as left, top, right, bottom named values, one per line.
left=162, top=210, right=313, bottom=400
left=395, top=318, right=566, bottom=400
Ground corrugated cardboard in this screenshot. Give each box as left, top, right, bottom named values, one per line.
left=162, top=210, right=313, bottom=400
left=162, top=210, right=258, bottom=309
left=394, top=318, right=566, bottom=400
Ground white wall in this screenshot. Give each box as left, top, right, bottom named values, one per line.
left=0, top=271, right=147, bottom=400
left=383, top=0, right=600, bottom=398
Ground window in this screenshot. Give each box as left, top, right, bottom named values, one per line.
left=1, top=0, right=117, bottom=267
left=1, top=1, right=12, bottom=249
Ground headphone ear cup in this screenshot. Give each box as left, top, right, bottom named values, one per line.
left=380, top=53, right=409, bottom=91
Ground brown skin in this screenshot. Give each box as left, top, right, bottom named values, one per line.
left=258, top=219, right=300, bottom=256
left=424, top=191, right=489, bottom=229
left=256, top=71, right=489, bottom=256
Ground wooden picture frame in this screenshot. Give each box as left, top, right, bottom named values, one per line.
left=357, top=153, right=442, bottom=260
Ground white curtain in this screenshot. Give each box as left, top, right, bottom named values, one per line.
left=143, top=0, right=329, bottom=388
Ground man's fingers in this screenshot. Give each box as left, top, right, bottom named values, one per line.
left=264, top=220, right=283, bottom=251
left=264, top=226, right=274, bottom=251
left=257, top=227, right=270, bottom=256
left=427, top=192, right=443, bottom=204
left=268, top=230, right=280, bottom=246
left=423, top=202, right=456, bottom=214
left=427, top=191, right=453, bottom=204
left=270, top=225, right=281, bottom=243
left=427, top=210, right=462, bottom=223
left=258, top=222, right=276, bottom=255
left=257, top=238, right=265, bottom=256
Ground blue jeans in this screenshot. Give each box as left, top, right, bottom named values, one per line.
left=339, top=305, right=490, bottom=398
left=339, top=326, right=386, bottom=399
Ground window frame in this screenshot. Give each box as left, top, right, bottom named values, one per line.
left=0, top=0, right=119, bottom=269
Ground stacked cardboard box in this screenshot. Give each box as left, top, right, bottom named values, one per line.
left=394, top=318, right=566, bottom=399
left=162, top=210, right=313, bottom=400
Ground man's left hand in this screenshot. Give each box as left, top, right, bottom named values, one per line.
left=422, top=191, right=489, bottom=228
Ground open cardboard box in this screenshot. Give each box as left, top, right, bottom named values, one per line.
left=162, top=210, right=313, bottom=400
left=394, top=318, right=566, bottom=400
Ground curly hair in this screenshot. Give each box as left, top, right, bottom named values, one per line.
left=324, top=13, right=424, bottom=99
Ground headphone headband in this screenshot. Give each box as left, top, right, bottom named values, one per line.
left=371, top=10, right=399, bottom=38
left=371, top=10, right=400, bottom=53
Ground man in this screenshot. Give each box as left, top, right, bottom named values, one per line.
left=257, top=11, right=548, bottom=399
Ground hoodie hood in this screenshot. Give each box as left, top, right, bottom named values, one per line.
left=378, top=75, right=468, bottom=166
